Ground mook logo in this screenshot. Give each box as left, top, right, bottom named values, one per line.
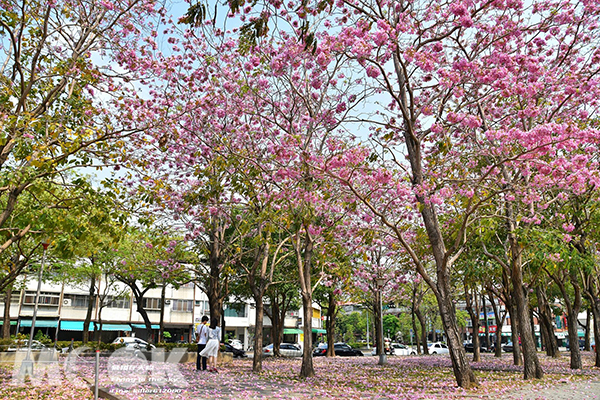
left=10, top=346, right=189, bottom=391
left=104, top=347, right=189, bottom=389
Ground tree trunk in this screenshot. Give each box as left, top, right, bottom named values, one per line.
left=487, top=290, right=504, bottom=358
left=2, top=287, right=12, bottom=339
left=415, top=307, right=428, bottom=355
left=548, top=270, right=582, bottom=369
left=510, top=280, right=541, bottom=378
left=83, top=274, right=96, bottom=344
left=529, top=307, right=538, bottom=352
left=206, top=217, right=226, bottom=341
left=582, top=309, right=591, bottom=351
left=208, top=273, right=223, bottom=339
left=482, top=294, right=490, bottom=352
left=374, top=290, right=384, bottom=356
left=389, top=48, right=476, bottom=387
left=536, top=285, right=560, bottom=357
left=507, top=300, right=523, bottom=366
left=297, top=233, right=315, bottom=378
left=507, top=209, right=543, bottom=379
left=581, top=259, right=600, bottom=367
left=435, top=287, right=477, bottom=388
left=416, top=202, right=476, bottom=387
left=159, top=283, right=166, bottom=343
left=566, top=303, right=582, bottom=369
left=97, top=304, right=104, bottom=344
left=589, top=297, right=600, bottom=368
left=131, top=289, right=155, bottom=343
left=300, top=293, right=314, bottom=377
left=465, top=286, right=480, bottom=362
left=411, top=306, right=421, bottom=354
left=253, top=298, right=265, bottom=372
left=264, top=293, right=290, bottom=357
left=538, top=309, right=551, bottom=356
left=270, top=302, right=282, bottom=356
left=569, top=211, right=600, bottom=367
left=561, top=281, right=582, bottom=369
left=325, top=291, right=336, bottom=357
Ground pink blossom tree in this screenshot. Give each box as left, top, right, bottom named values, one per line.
left=114, top=11, right=366, bottom=377
left=305, top=0, right=600, bottom=385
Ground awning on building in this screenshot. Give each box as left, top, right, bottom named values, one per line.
left=131, top=324, right=160, bottom=329
left=60, top=321, right=94, bottom=331
left=99, top=324, right=132, bottom=332
left=312, top=328, right=327, bottom=334
left=0, top=320, right=17, bottom=326
left=19, top=319, right=58, bottom=328
left=283, top=328, right=304, bottom=335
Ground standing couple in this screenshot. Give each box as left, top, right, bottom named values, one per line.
left=196, top=315, right=221, bottom=373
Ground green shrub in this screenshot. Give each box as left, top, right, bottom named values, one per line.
left=155, top=342, right=196, bottom=352
left=54, top=341, right=125, bottom=352
left=55, top=340, right=82, bottom=350
left=0, top=338, right=13, bottom=351
left=34, top=331, right=52, bottom=345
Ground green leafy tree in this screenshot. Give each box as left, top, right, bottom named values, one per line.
left=0, top=0, right=158, bottom=262
left=108, top=227, right=188, bottom=343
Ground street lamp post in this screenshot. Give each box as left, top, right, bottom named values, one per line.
left=376, top=278, right=386, bottom=366
left=20, top=238, right=50, bottom=377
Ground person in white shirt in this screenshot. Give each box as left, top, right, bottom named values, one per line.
left=199, top=321, right=221, bottom=373
left=195, top=316, right=209, bottom=371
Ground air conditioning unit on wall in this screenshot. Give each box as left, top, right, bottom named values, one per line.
left=63, top=299, right=72, bottom=307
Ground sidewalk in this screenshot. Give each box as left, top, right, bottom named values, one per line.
left=505, top=379, right=599, bottom=400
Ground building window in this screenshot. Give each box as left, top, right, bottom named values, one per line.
left=23, top=292, right=60, bottom=306
left=106, top=296, right=130, bottom=309
left=195, top=300, right=210, bottom=314
left=62, top=294, right=90, bottom=308
left=142, top=298, right=161, bottom=310
left=224, top=304, right=247, bottom=318
left=172, top=299, right=193, bottom=312
left=0, top=293, right=22, bottom=305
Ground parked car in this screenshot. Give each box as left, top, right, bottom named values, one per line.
left=112, top=337, right=156, bottom=350
left=7, top=339, right=47, bottom=352
left=565, top=339, right=585, bottom=351
left=371, top=343, right=416, bottom=356
left=222, top=342, right=247, bottom=358
left=263, top=343, right=302, bottom=357
left=428, top=342, right=449, bottom=355
left=228, top=339, right=243, bottom=350
left=502, top=341, right=514, bottom=352
left=464, top=342, right=489, bottom=353
left=313, top=342, right=364, bottom=357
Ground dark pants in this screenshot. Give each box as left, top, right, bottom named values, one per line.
left=197, top=343, right=207, bottom=370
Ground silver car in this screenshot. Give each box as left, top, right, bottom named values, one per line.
left=262, top=343, right=302, bottom=357
left=7, top=339, right=47, bottom=351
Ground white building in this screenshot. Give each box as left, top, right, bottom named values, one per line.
left=1, top=275, right=324, bottom=350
